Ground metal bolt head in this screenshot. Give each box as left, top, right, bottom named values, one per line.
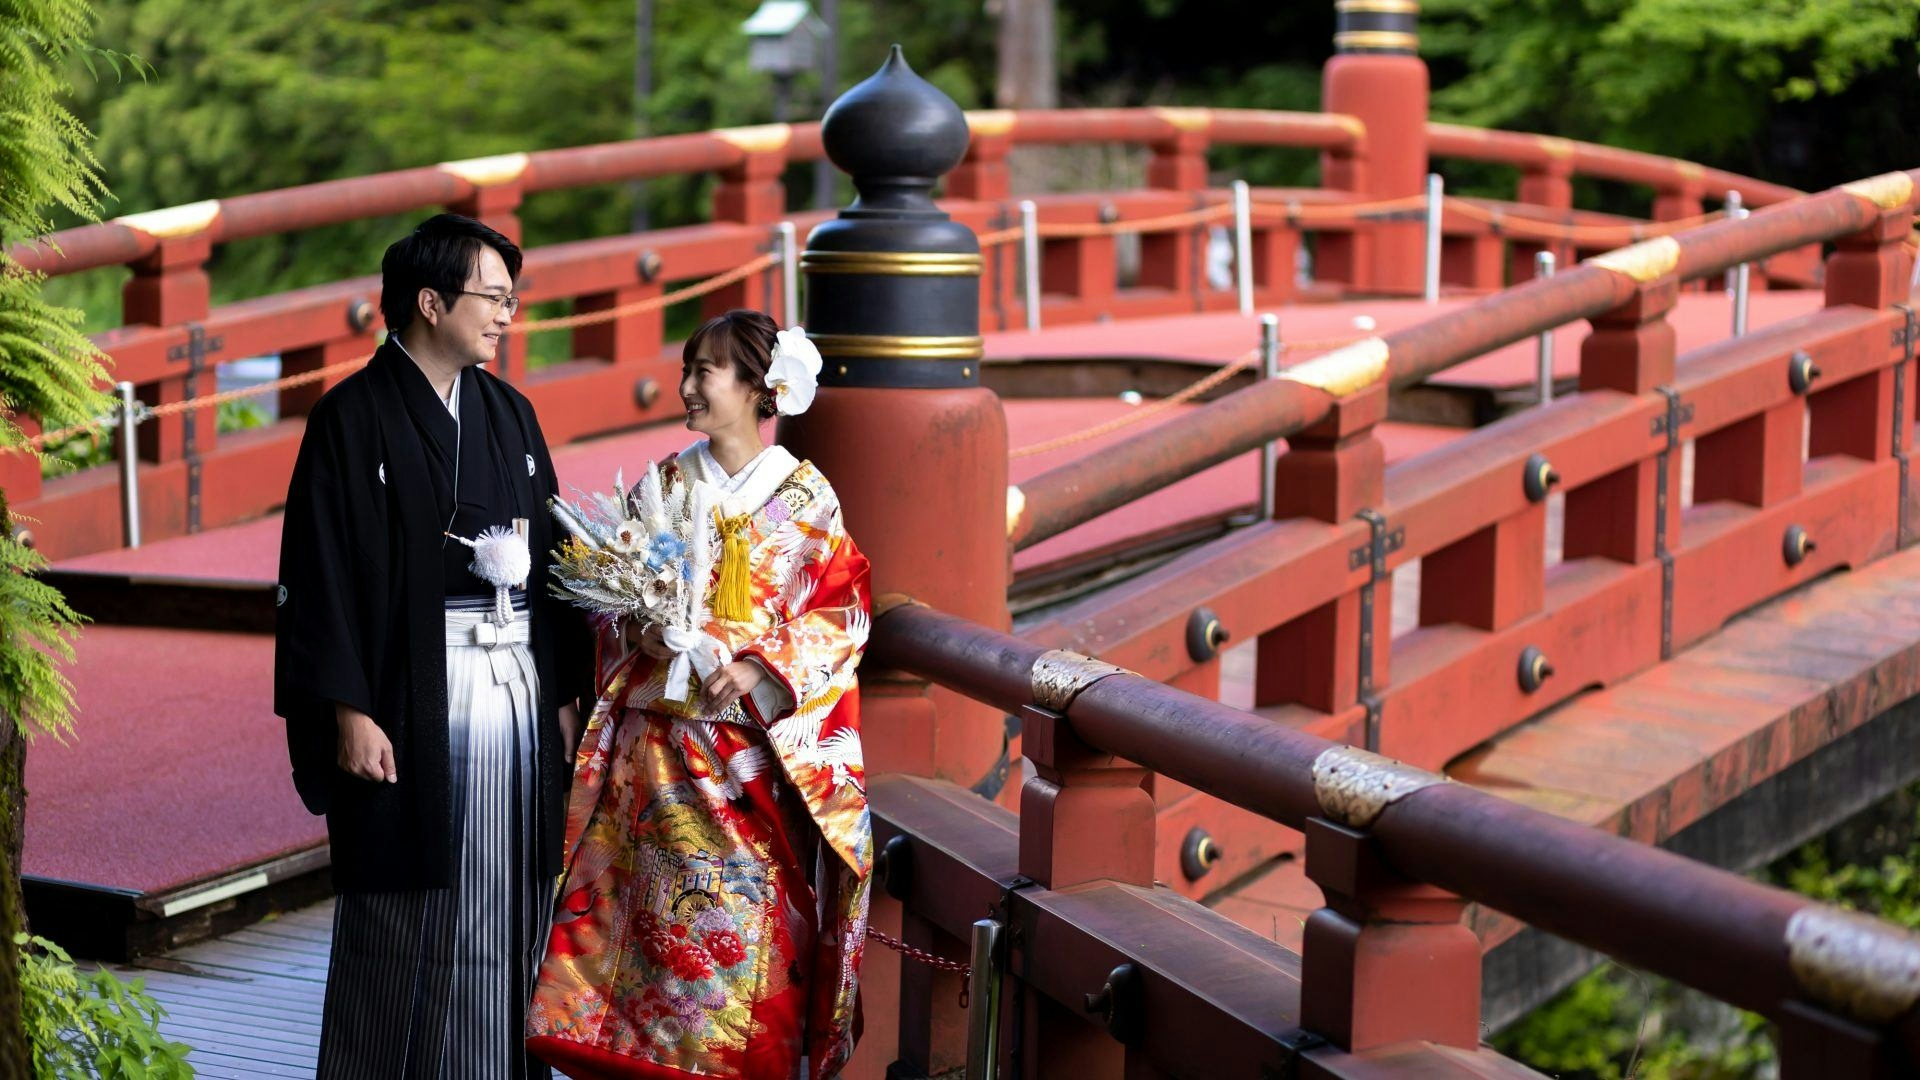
left=346, top=298, right=377, bottom=334
left=1784, top=524, right=1815, bottom=567
left=1186, top=606, right=1228, bottom=661
left=634, top=378, right=660, bottom=409
left=637, top=250, right=663, bottom=283
left=11, top=527, right=33, bottom=550
left=877, top=834, right=913, bottom=901
left=1518, top=645, right=1554, bottom=693
left=1788, top=350, right=1821, bottom=395
left=1523, top=453, right=1560, bottom=503
left=1181, top=827, right=1222, bottom=881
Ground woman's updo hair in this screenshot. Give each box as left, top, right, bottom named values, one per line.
left=684, top=309, right=780, bottom=420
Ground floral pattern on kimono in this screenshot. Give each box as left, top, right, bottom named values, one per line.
left=528, top=449, right=872, bottom=1080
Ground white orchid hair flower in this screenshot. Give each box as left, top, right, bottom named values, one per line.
left=766, top=325, right=824, bottom=417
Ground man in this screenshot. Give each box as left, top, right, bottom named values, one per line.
left=275, top=213, right=589, bottom=1079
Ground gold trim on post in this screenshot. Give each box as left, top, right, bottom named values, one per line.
left=1031, top=650, right=1133, bottom=713
left=1785, top=905, right=1920, bottom=1024
left=1587, top=236, right=1681, bottom=284
left=1841, top=172, right=1916, bottom=211
left=1311, top=746, right=1444, bottom=829
left=806, top=333, right=985, bottom=360
left=1535, top=135, right=1575, bottom=161
left=1151, top=107, right=1213, bottom=134
left=438, top=152, right=531, bottom=187
left=1282, top=337, right=1389, bottom=397
left=714, top=123, right=793, bottom=155
left=116, top=200, right=221, bottom=240
left=966, top=110, right=1017, bottom=138
left=800, top=251, right=985, bottom=276
left=1335, top=0, right=1419, bottom=13
left=1333, top=30, right=1420, bottom=51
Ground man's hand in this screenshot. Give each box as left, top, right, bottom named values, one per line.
left=701, top=660, right=766, bottom=714
left=557, top=702, right=583, bottom=757
left=336, top=705, right=397, bottom=783
left=622, top=620, right=674, bottom=660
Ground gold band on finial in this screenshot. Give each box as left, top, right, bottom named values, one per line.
left=800, top=251, right=984, bottom=277
left=806, top=333, right=984, bottom=361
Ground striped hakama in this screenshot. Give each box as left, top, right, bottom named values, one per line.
left=318, top=596, right=550, bottom=1080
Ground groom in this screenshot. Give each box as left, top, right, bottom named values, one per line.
left=274, top=213, right=589, bottom=1078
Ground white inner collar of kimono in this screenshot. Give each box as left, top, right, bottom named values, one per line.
left=684, top=441, right=798, bottom=513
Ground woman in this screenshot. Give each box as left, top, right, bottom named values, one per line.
left=527, top=310, right=873, bottom=1080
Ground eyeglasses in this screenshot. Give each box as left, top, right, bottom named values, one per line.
left=454, top=290, right=521, bottom=315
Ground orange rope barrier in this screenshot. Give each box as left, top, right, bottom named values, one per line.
left=1442, top=199, right=1727, bottom=244
left=23, top=251, right=791, bottom=451
left=1007, top=334, right=1368, bottom=460
left=509, top=252, right=781, bottom=333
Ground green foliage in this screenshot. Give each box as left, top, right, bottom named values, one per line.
left=0, top=0, right=115, bottom=747
left=17, top=934, right=193, bottom=1078
left=1502, top=786, right=1920, bottom=1077
left=1422, top=0, right=1920, bottom=191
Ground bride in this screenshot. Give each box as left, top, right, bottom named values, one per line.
left=527, top=310, right=873, bottom=1079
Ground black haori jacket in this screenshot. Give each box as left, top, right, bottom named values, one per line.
left=273, top=341, right=590, bottom=893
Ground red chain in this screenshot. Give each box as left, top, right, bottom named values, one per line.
left=867, top=926, right=973, bottom=1008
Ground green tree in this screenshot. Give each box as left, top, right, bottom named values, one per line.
left=0, top=0, right=141, bottom=1073
left=1421, top=0, right=1920, bottom=198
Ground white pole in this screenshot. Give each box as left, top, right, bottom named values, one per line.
left=1259, top=314, right=1281, bottom=520
left=117, top=381, right=141, bottom=549
left=1020, top=199, right=1041, bottom=333
left=1726, top=190, right=1750, bottom=337
left=1424, top=172, right=1444, bottom=303
left=777, top=221, right=799, bottom=327
left=1232, top=180, right=1255, bottom=316
left=1534, top=251, right=1557, bottom=406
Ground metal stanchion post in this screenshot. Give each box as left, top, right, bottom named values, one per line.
left=1259, top=314, right=1281, bottom=519
left=964, top=917, right=1004, bottom=1080
left=1020, top=199, right=1041, bottom=332
left=1726, top=190, right=1750, bottom=337
left=1233, top=180, right=1254, bottom=316
left=1424, top=172, right=1444, bottom=303
left=1534, top=251, right=1557, bottom=405
left=777, top=221, right=799, bottom=327
left=116, top=381, right=141, bottom=549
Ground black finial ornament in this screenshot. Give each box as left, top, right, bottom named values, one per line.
left=799, top=46, right=984, bottom=390
left=821, top=45, right=971, bottom=218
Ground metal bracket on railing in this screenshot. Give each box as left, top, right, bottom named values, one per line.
left=1232, top=180, right=1255, bottom=316
left=167, top=322, right=224, bottom=533
left=1351, top=508, right=1399, bottom=751
left=1895, top=304, right=1915, bottom=546
left=1653, top=387, right=1690, bottom=659
left=964, top=916, right=1005, bottom=1080
left=1271, top=1028, right=1331, bottom=1079
left=776, top=221, right=799, bottom=327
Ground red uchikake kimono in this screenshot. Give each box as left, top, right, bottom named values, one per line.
left=527, top=447, right=872, bottom=1079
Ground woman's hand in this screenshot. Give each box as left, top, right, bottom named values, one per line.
left=701, top=660, right=765, bottom=713
left=622, top=620, right=674, bottom=660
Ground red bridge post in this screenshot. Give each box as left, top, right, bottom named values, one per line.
left=119, top=206, right=219, bottom=536
left=775, top=51, right=1009, bottom=1078
left=1257, top=370, right=1389, bottom=715
left=1321, top=1, right=1429, bottom=294
left=707, top=125, right=792, bottom=319
left=1812, top=176, right=1915, bottom=496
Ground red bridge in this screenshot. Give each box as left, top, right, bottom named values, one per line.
left=14, top=17, right=1920, bottom=1080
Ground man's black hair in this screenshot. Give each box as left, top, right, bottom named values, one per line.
left=378, top=213, right=524, bottom=336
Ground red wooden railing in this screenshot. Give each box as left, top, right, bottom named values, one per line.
left=863, top=168, right=1920, bottom=1078
left=4, top=108, right=1803, bottom=561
